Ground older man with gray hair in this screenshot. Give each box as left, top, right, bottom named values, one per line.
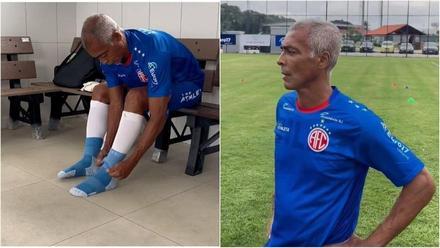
left=57, top=14, right=204, bottom=197
left=267, top=19, right=435, bottom=246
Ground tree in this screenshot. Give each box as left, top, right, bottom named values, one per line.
left=221, top=3, right=294, bottom=34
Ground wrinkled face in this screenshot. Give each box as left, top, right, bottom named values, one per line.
left=84, top=33, right=126, bottom=65
left=277, top=28, right=320, bottom=90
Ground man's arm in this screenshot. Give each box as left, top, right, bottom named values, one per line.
left=96, top=86, right=124, bottom=165
left=108, top=96, right=168, bottom=179
left=348, top=168, right=435, bottom=246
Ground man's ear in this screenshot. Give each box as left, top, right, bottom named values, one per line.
left=317, top=51, right=331, bottom=70
left=111, top=31, right=123, bottom=44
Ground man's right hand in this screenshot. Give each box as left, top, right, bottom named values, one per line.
left=96, top=149, right=109, bottom=166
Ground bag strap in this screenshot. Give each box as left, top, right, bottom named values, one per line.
left=59, top=41, right=83, bottom=66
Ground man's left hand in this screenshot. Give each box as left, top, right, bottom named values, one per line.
left=108, top=160, right=136, bottom=180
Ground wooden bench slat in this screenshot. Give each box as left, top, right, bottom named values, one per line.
left=203, top=69, right=215, bottom=92
left=1, top=61, right=37, bottom=80
left=179, top=38, right=219, bottom=61
left=1, top=86, right=59, bottom=97
left=1, top=36, right=33, bottom=54
left=31, top=82, right=92, bottom=96
left=178, top=104, right=219, bottom=121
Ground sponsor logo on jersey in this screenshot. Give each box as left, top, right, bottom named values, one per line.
left=381, top=122, right=410, bottom=154
left=136, top=69, right=148, bottom=83
left=276, top=122, right=290, bottom=132
left=308, top=125, right=330, bottom=152
left=320, top=112, right=343, bottom=123
left=282, top=102, right=295, bottom=112
left=148, top=62, right=159, bottom=85
left=180, top=89, right=202, bottom=103
left=117, top=74, right=126, bottom=78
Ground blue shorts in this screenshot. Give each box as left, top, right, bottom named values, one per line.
left=168, top=80, right=203, bottom=111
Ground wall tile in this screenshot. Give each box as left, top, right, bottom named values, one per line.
left=97, top=3, right=122, bottom=25
left=1, top=3, right=27, bottom=36
left=122, top=3, right=149, bottom=29
left=150, top=2, right=181, bottom=38
left=181, top=2, right=219, bottom=38
left=76, top=3, right=98, bottom=36
left=57, top=3, right=76, bottom=43
left=26, top=3, right=57, bottom=42
left=27, top=43, right=59, bottom=83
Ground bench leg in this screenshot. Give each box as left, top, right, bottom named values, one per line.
left=48, top=93, right=64, bottom=130
left=152, top=118, right=172, bottom=163
left=29, top=94, right=44, bottom=140
left=8, top=96, right=21, bottom=129
left=185, top=118, right=210, bottom=176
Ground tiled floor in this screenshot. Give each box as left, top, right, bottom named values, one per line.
left=1, top=116, right=219, bottom=246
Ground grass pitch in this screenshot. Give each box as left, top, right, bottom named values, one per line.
left=220, top=54, right=439, bottom=246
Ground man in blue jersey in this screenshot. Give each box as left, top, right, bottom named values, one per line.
left=57, top=14, right=204, bottom=197
left=266, top=19, right=435, bottom=246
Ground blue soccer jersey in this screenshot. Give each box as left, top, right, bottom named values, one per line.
left=100, top=29, right=204, bottom=100
left=266, top=86, right=424, bottom=246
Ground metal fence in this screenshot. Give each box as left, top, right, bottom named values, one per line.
left=221, top=0, right=439, bottom=57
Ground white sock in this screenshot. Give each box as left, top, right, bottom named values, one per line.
left=86, top=100, right=109, bottom=138
left=111, top=111, right=145, bottom=154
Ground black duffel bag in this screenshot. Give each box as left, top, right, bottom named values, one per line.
left=53, top=42, right=104, bottom=88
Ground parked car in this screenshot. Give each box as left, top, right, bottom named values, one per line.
left=422, top=42, right=439, bottom=55
left=341, top=40, right=355, bottom=52
left=399, top=43, right=414, bottom=54
left=380, top=41, right=395, bottom=53
left=360, top=41, right=374, bottom=53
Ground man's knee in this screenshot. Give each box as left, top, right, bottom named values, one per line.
left=124, top=88, right=148, bottom=113
left=92, top=83, right=110, bottom=103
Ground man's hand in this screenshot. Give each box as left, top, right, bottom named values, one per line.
left=108, top=159, right=136, bottom=180
left=95, top=149, right=109, bottom=167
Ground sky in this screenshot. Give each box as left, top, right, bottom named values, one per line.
left=222, top=0, right=439, bottom=33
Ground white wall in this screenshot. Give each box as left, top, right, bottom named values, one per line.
left=1, top=2, right=220, bottom=136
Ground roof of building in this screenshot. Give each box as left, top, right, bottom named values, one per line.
left=366, top=24, right=425, bottom=36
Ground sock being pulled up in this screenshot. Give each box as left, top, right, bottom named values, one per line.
left=57, top=137, right=103, bottom=179
left=69, top=149, right=125, bottom=197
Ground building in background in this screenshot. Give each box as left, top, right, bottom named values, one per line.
left=221, top=0, right=439, bottom=55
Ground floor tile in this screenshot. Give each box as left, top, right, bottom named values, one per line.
left=126, top=184, right=219, bottom=246
left=1, top=181, right=118, bottom=245
left=85, top=159, right=205, bottom=215
left=1, top=165, right=43, bottom=192
left=2, top=142, right=84, bottom=180
left=55, top=217, right=178, bottom=246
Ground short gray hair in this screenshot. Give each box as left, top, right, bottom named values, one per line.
left=81, top=14, right=121, bottom=49
left=289, top=19, right=342, bottom=71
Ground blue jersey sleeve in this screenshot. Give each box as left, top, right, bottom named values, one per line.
left=356, top=114, right=424, bottom=187
left=101, top=64, right=119, bottom=88
left=146, top=52, right=172, bottom=98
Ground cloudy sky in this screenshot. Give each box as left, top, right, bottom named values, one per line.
left=223, top=0, right=439, bottom=33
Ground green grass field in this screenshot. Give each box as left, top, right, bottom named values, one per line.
left=220, top=54, right=439, bottom=246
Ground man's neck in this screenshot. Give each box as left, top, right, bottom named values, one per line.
left=120, top=31, right=130, bottom=63
left=296, top=77, right=333, bottom=109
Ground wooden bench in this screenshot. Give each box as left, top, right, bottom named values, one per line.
left=153, top=39, right=219, bottom=176
left=1, top=36, right=60, bottom=139
left=33, top=37, right=219, bottom=176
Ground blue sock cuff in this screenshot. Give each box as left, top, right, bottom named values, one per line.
left=102, top=149, right=126, bottom=170
left=84, top=137, right=103, bottom=156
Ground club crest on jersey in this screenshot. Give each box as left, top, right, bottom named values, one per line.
left=136, top=69, right=148, bottom=83
left=308, top=124, right=331, bottom=152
